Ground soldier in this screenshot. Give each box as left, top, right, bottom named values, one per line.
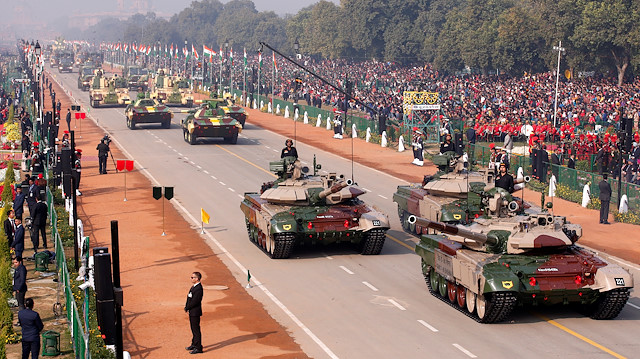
left=280, top=139, right=298, bottom=159
left=495, top=162, right=515, bottom=193
left=333, top=111, right=343, bottom=139
left=96, top=137, right=110, bottom=174
left=411, top=127, right=424, bottom=166
left=440, top=133, right=454, bottom=154
left=74, top=149, right=82, bottom=196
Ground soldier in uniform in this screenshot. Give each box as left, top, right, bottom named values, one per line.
left=333, top=111, right=343, bottom=139
left=74, top=149, right=82, bottom=196
left=281, top=139, right=298, bottom=159
left=411, top=127, right=424, bottom=166
left=440, top=133, right=454, bottom=154
left=495, top=162, right=515, bottom=193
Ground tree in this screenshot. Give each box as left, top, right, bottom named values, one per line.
left=572, top=0, right=640, bottom=85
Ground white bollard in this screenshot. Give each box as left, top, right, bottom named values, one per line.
left=581, top=184, right=591, bottom=208
left=303, top=111, right=309, bottom=124
left=366, top=127, right=371, bottom=142
left=233, top=93, right=237, bottom=101
left=276, top=104, right=281, bottom=115
left=381, top=131, right=388, bottom=147
left=284, top=106, right=290, bottom=118
left=260, top=100, right=264, bottom=110
left=619, top=194, right=629, bottom=213
left=294, top=108, right=299, bottom=121
left=316, top=114, right=322, bottom=127
left=246, top=97, right=251, bottom=107
left=398, top=135, right=405, bottom=152
left=326, top=115, right=332, bottom=130
left=252, top=98, right=257, bottom=109
left=268, top=102, right=273, bottom=113
left=352, top=123, right=357, bottom=138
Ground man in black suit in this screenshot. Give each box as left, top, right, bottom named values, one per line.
left=4, top=209, right=15, bottom=249
left=13, top=256, right=27, bottom=310
left=12, top=217, right=25, bottom=259
left=31, top=196, right=48, bottom=251
left=26, top=178, right=39, bottom=217
left=18, top=297, right=44, bottom=359
left=185, top=272, right=203, bottom=354
left=599, top=173, right=612, bottom=224
left=13, top=186, right=26, bottom=220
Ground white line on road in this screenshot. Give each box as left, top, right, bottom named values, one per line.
left=168, top=145, right=173, bottom=149
left=203, top=170, right=209, bottom=174
left=228, top=188, right=236, bottom=192
left=219, top=181, right=226, bottom=186
left=627, top=302, right=640, bottom=310
left=265, top=146, right=271, bottom=149
left=339, top=266, right=354, bottom=275
left=273, top=149, right=278, bottom=152
left=378, top=194, right=388, bottom=199
left=178, top=152, right=183, bottom=156
left=237, top=194, right=244, bottom=199
left=196, top=165, right=202, bottom=169
left=417, top=320, right=438, bottom=332
left=607, top=256, right=640, bottom=272
left=190, top=161, right=196, bottom=165
left=388, top=299, right=406, bottom=311
left=453, top=344, right=477, bottom=358
left=362, top=281, right=378, bottom=291
left=211, top=175, right=217, bottom=180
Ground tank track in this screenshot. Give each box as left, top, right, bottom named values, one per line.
left=423, top=264, right=517, bottom=323
left=360, top=229, right=387, bottom=255
left=588, top=288, right=630, bottom=320
left=271, top=233, right=296, bottom=259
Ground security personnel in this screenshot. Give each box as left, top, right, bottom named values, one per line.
left=599, top=173, right=612, bottom=224
left=495, top=162, right=515, bottom=193
left=74, top=149, right=83, bottom=196
left=96, top=138, right=110, bottom=174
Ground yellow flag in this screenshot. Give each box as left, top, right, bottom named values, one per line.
left=201, top=208, right=210, bottom=224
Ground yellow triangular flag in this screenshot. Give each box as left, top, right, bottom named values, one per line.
left=201, top=208, right=210, bottom=224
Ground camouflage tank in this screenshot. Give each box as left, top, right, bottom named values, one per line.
left=181, top=100, right=242, bottom=144
left=203, top=95, right=248, bottom=127
left=89, top=72, right=131, bottom=107
left=410, top=214, right=633, bottom=323
left=240, top=156, right=390, bottom=259
left=393, top=151, right=528, bottom=232
left=150, top=70, right=194, bottom=107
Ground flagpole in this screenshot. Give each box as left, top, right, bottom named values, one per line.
left=219, top=50, right=223, bottom=97
left=272, top=51, right=275, bottom=111
left=258, top=52, right=261, bottom=105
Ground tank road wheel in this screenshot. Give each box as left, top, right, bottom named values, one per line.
left=456, top=284, right=466, bottom=308
left=163, top=119, right=171, bottom=129
left=129, top=119, right=136, bottom=130
left=188, top=131, right=197, bottom=145
left=447, top=281, right=457, bottom=303
left=399, top=208, right=411, bottom=232
left=183, top=130, right=189, bottom=142
left=428, top=268, right=439, bottom=294
left=265, top=234, right=274, bottom=256
left=584, top=288, right=630, bottom=320
left=476, top=294, right=487, bottom=320
left=438, top=275, right=447, bottom=297
left=421, top=259, right=430, bottom=285
left=466, top=289, right=476, bottom=313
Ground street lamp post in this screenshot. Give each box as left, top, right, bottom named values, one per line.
left=552, top=41, right=565, bottom=129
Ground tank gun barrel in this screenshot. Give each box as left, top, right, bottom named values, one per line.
left=318, top=180, right=350, bottom=199
left=514, top=175, right=531, bottom=185
left=408, top=215, right=496, bottom=245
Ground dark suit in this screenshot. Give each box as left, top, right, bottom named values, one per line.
left=31, top=201, right=48, bottom=250
left=4, top=218, right=14, bottom=249
left=598, top=179, right=612, bottom=223
left=185, top=283, right=203, bottom=351
left=18, top=308, right=44, bottom=358
left=12, top=224, right=25, bottom=259
left=13, top=263, right=27, bottom=310
left=26, top=184, right=39, bottom=217
left=13, top=192, right=25, bottom=219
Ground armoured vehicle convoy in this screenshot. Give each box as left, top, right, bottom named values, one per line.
left=125, top=66, right=150, bottom=91
left=410, top=214, right=633, bottom=323
left=181, top=100, right=242, bottom=144
left=240, top=156, right=389, bottom=259
left=89, top=72, right=131, bottom=107
left=150, top=71, right=194, bottom=107
left=125, top=97, right=173, bottom=129
left=393, top=151, right=528, bottom=232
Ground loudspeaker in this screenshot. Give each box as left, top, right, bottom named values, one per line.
left=94, top=252, right=117, bottom=345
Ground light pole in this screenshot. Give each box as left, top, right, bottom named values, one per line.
left=184, top=39, right=188, bottom=76
left=224, top=40, right=229, bottom=96
left=552, top=41, right=565, bottom=129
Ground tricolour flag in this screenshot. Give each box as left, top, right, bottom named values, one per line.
left=258, top=51, right=262, bottom=68
left=230, top=47, right=234, bottom=65
left=170, top=44, right=174, bottom=57
left=273, top=52, right=277, bottom=72
left=192, top=44, right=199, bottom=60
left=183, top=47, right=189, bottom=59
left=201, top=208, right=210, bottom=224
left=146, top=46, right=151, bottom=56
left=203, top=45, right=216, bottom=63
left=243, top=48, right=247, bottom=68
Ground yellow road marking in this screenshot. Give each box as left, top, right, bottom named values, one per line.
left=386, top=233, right=416, bottom=251
left=537, top=314, right=626, bottom=359
left=215, top=145, right=277, bottom=178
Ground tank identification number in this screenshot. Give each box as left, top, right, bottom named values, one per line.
left=316, top=215, right=334, bottom=219
left=435, top=250, right=454, bottom=281
left=372, top=220, right=380, bottom=226
left=537, top=268, right=559, bottom=272
left=502, top=281, right=514, bottom=289
left=615, top=278, right=625, bottom=286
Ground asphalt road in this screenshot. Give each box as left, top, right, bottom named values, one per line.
left=53, top=69, right=640, bottom=359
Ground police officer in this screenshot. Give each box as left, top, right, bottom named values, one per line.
left=96, top=137, right=110, bottom=174
left=495, top=162, right=515, bottom=193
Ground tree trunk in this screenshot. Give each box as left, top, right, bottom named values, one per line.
left=612, top=49, right=629, bottom=87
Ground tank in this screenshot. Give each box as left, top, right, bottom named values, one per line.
left=150, top=70, right=194, bottom=107
left=181, top=100, right=242, bottom=144
left=240, top=156, right=390, bottom=259
left=89, top=72, right=131, bottom=107
left=204, top=95, right=248, bottom=127
left=125, top=97, right=173, bottom=129
left=393, top=151, right=529, bottom=232
left=410, top=214, right=633, bottom=323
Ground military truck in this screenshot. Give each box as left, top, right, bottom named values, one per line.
left=58, top=52, right=74, bottom=73
left=410, top=214, right=633, bottom=323
left=240, top=156, right=390, bottom=259
left=77, top=65, right=95, bottom=91
left=126, top=66, right=150, bottom=91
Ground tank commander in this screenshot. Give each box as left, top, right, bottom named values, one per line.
left=494, top=162, right=515, bottom=193
left=440, top=133, right=454, bottom=154
left=281, top=139, right=298, bottom=159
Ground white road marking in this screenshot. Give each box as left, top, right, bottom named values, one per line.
left=378, top=194, right=388, bottom=199
left=301, top=161, right=308, bottom=164
left=168, top=145, right=173, bottom=149
left=237, top=194, right=244, bottom=199
left=627, top=302, right=640, bottom=310
left=203, top=170, right=209, bottom=174
left=228, top=188, right=235, bottom=192
left=324, top=255, right=333, bottom=260
left=196, top=165, right=202, bottom=169
left=178, top=152, right=183, bottom=156
left=453, top=344, right=477, bottom=358
left=190, top=161, right=196, bottom=165
left=273, top=149, right=278, bottom=152
left=363, top=188, right=370, bottom=192
left=219, top=181, right=226, bottom=186
left=339, top=266, right=354, bottom=275
left=362, top=281, right=378, bottom=292
left=265, top=146, right=271, bottom=149
left=211, top=175, right=217, bottom=180
left=417, top=320, right=438, bottom=332
left=607, top=256, right=640, bottom=271
left=172, top=148, right=178, bottom=152
left=388, top=299, right=406, bottom=311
